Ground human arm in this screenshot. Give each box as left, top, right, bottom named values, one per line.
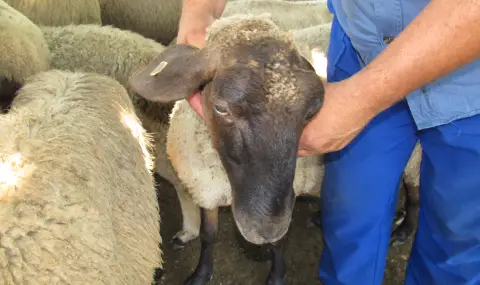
left=298, top=0, right=480, bottom=156
left=176, top=0, right=227, bottom=118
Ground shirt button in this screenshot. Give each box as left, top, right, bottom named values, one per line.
left=383, top=35, right=395, bottom=44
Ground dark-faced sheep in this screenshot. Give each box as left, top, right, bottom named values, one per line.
left=130, top=13, right=325, bottom=285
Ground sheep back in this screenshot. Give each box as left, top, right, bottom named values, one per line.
left=0, top=70, right=161, bottom=285
left=97, top=0, right=182, bottom=46
left=222, top=0, right=333, bottom=30
left=3, top=0, right=102, bottom=26
left=40, top=24, right=173, bottom=125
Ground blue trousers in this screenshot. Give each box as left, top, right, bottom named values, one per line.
left=319, top=5, right=480, bottom=285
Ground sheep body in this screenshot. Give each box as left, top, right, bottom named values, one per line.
left=0, top=70, right=161, bottom=284
left=292, top=23, right=331, bottom=78
left=292, top=23, right=331, bottom=57
left=41, top=24, right=197, bottom=236
left=3, top=0, right=102, bottom=26
left=0, top=0, right=50, bottom=111
left=97, top=0, right=182, bottom=46
left=41, top=24, right=172, bottom=171
left=222, top=0, right=333, bottom=30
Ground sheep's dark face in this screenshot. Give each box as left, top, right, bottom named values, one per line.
left=128, top=22, right=324, bottom=245
left=0, top=78, right=22, bottom=113
left=199, top=43, right=323, bottom=244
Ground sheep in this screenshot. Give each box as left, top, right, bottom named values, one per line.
left=0, top=69, right=162, bottom=285
left=40, top=24, right=198, bottom=242
left=127, top=13, right=328, bottom=284
left=3, top=0, right=102, bottom=26
left=0, top=0, right=50, bottom=113
left=163, top=17, right=350, bottom=249
left=129, top=13, right=422, bottom=284
left=97, top=0, right=182, bottom=46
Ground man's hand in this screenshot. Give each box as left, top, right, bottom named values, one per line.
left=297, top=80, right=377, bottom=156
left=298, top=0, right=480, bottom=156
left=176, top=0, right=226, bottom=119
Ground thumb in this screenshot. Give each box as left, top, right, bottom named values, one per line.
left=178, top=31, right=207, bottom=49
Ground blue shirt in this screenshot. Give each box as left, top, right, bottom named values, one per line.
left=330, top=0, right=480, bottom=129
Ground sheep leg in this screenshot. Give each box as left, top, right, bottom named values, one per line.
left=154, top=156, right=201, bottom=249
left=184, top=208, right=218, bottom=285
left=171, top=183, right=201, bottom=249
left=308, top=209, right=322, bottom=229
left=390, top=180, right=420, bottom=246
left=0, top=78, right=22, bottom=113
left=266, top=240, right=287, bottom=285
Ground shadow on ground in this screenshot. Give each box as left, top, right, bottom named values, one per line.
left=154, top=174, right=414, bottom=285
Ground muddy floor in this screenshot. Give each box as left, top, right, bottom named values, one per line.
left=153, top=174, right=414, bottom=285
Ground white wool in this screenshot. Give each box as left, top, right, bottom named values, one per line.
left=0, top=70, right=162, bottom=285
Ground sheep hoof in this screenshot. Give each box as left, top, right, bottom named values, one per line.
left=266, top=274, right=286, bottom=285
left=393, top=208, right=406, bottom=226
left=0, top=78, right=22, bottom=113
left=184, top=269, right=213, bottom=285
left=171, top=236, right=187, bottom=250
left=307, top=210, right=322, bottom=229
left=390, top=222, right=413, bottom=247
left=152, top=267, right=165, bottom=284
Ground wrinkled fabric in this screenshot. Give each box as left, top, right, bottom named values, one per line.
left=330, top=0, right=480, bottom=130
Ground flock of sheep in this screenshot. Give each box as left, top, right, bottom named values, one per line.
left=0, top=0, right=422, bottom=284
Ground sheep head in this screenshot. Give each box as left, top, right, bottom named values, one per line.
left=129, top=14, right=324, bottom=245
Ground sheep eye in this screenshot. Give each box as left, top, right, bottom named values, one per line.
left=214, top=105, right=229, bottom=116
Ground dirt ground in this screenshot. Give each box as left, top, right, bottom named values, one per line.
left=154, top=174, right=414, bottom=285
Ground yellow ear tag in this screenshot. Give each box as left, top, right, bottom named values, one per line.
left=150, top=61, right=168, bottom=76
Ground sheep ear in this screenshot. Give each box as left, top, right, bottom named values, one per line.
left=128, top=44, right=216, bottom=103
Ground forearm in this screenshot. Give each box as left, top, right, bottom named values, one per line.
left=351, top=0, right=480, bottom=116
left=181, top=0, right=227, bottom=19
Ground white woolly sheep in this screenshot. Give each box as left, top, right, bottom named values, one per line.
left=40, top=24, right=196, bottom=236
left=129, top=13, right=422, bottom=284
left=3, top=0, right=102, bottom=26
left=0, top=0, right=50, bottom=112
left=0, top=69, right=162, bottom=285
left=97, top=0, right=183, bottom=46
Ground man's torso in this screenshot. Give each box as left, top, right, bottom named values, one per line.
left=330, top=0, right=480, bottom=129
